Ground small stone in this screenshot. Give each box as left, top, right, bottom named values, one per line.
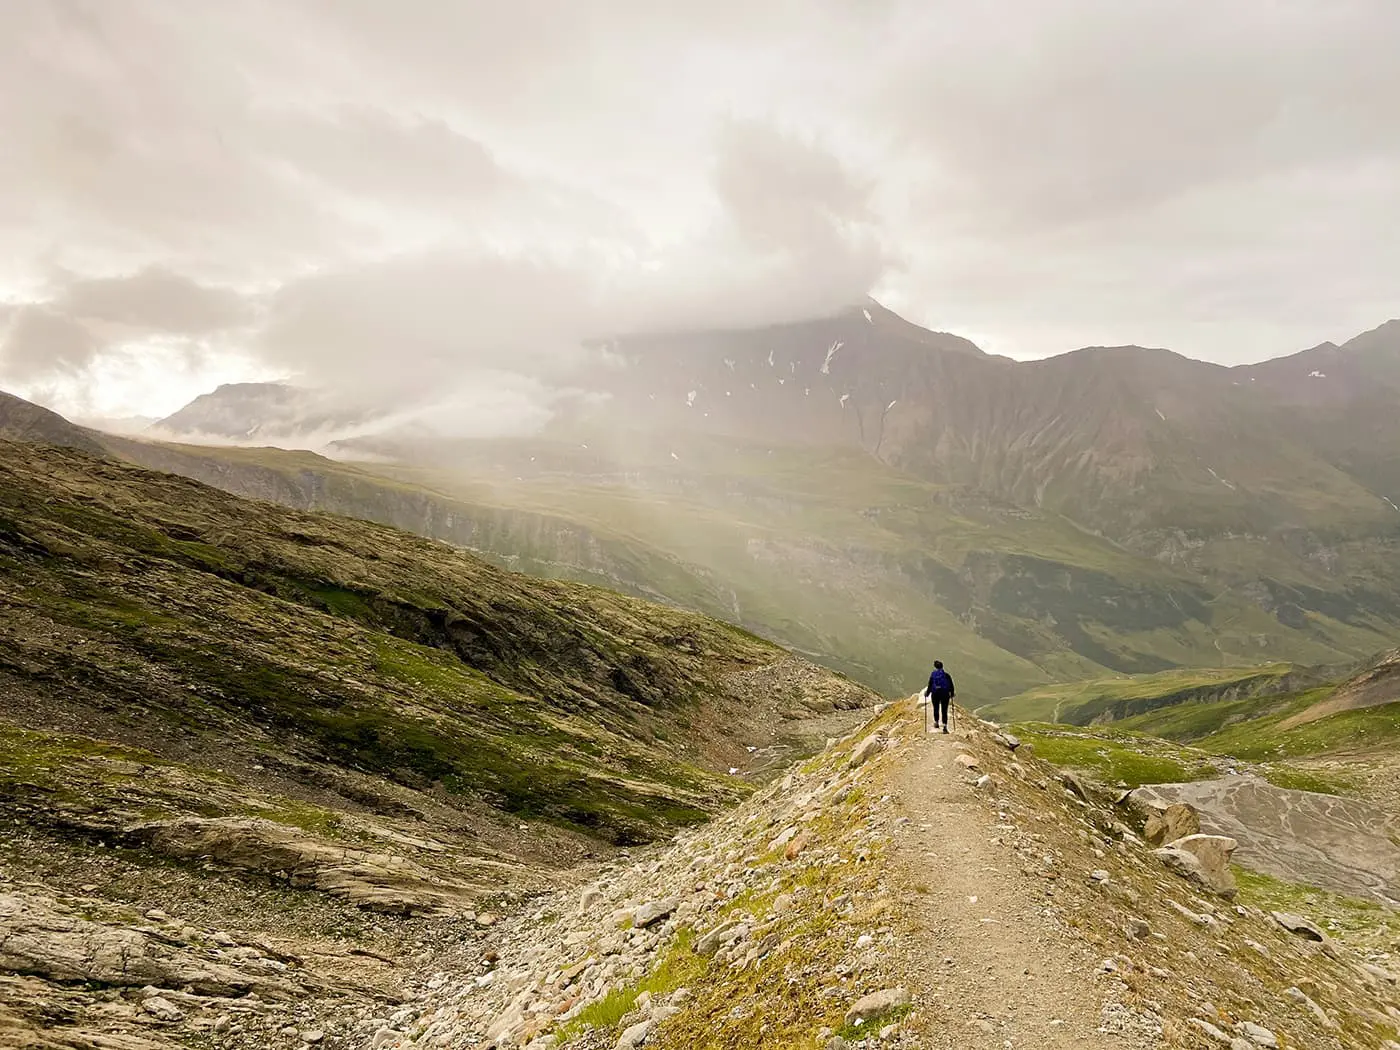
left=844, top=987, right=909, bottom=1026
left=849, top=734, right=885, bottom=768
left=142, top=997, right=183, bottom=1022
left=302, top=1032, right=325, bottom=1045
left=617, top=1018, right=653, bottom=1049
left=212, top=930, right=236, bottom=947
left=1235, top=1021, right=1277, bottom=1047
left=144, top=908, right=169, bottom=922
left=633, top=898, right=680, bottom=928
left=580, top=887, right=603, bottom=914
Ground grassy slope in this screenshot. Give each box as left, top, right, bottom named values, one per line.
left=1011, top=722, right=1359, bottom=795
left=986, top=663, right=1300, bottom=724
left=0, top=442, right=875, bottom=846
left=999, top=649, right=1400, bottom=797
left=1006, top=656, right=1400, bottom=763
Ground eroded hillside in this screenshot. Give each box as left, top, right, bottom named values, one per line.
left=0, top=443, right=875, bottom=1048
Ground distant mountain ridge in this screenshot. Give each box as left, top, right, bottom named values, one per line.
left=0, top=390, right=106, bottom=454
left=151, top=381, right=384, bottom=443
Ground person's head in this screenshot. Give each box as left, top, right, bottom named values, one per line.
left=934, top=660, right=943, bottom=670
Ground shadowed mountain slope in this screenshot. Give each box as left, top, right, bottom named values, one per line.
left=0, top=441, right=874, bottom=848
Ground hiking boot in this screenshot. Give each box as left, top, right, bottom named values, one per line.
left=942, top=727, right=949, bottom=734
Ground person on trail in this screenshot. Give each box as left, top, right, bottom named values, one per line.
left=925, top=660, right=955, bottom=733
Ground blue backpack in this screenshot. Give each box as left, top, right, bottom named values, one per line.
left=928, top=669, right=951, bottom=695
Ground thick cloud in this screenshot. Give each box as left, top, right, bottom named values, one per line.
left=1, top=306, right=99, bottom=382
left=258, top=252, right=602, bottom=398
left=53, top=267, right=252, bottom=333
left=1, top=0, right=1397, bottom=421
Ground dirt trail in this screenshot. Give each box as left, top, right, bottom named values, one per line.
left=886, top=720, right=1148, bottom=1049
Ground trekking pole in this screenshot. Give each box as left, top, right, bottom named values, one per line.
left=922, top=690, right=928, bottom=735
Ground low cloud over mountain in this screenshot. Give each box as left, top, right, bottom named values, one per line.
left=1, top=1, right=1398, bottom=425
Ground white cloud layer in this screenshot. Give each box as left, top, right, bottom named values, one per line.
left=2, top=0, right=1397, bottom=421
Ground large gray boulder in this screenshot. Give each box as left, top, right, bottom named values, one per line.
left=1153, top=834, right=1239, bottom=899
left=1144, top=803, right=1201, bottom=846
left=843, top=987, right=909, bottom=1026
left=1172, top=834, right=1239, bottom=898
left=849, top=734, right=885, bottom=768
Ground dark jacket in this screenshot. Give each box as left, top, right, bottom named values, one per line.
left=927, top=668, right=954, bottom=698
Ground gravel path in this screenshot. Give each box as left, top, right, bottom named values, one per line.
left=887, top=723, right=1146, bottom=1049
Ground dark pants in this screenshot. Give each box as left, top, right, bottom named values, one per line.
left=930, top=692, right=950, bottom=727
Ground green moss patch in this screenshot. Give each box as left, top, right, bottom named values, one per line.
left=1012, top=724, right=1218, bottom=786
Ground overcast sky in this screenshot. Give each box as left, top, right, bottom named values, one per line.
left=2, top=0, right=1398, bottom=421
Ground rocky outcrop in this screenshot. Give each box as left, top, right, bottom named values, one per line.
left=133, top=817, right=481, bottom=915
left=1153, top=834, right=1238, bottom=898
left=1143, top=802, right=1201, bottom=846
left=0, top=894, right=297, bottom=998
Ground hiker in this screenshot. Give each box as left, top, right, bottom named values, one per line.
left=925, top=660, right=955, bottom=733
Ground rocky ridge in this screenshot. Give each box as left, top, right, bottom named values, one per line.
left=365, top=701, right=1400, bottom=1049
left=6, top=699, right=1400, bottom=1047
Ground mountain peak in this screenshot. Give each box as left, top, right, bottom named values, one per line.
left=0, top=389, right=105, bottom=454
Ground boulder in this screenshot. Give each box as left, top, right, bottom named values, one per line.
left=1154, top=846, right=1236, bottom=899
left=579, top=886, right=603, bottom=914
left=1059, top=771, right=1092, bottom=801
left=1270, top=911, right=1327, bottom=942
left=142, top=996, right=183, bottom=1022
left=1143, top=803, right=1200, bottom=847
left=632, top=898, right=679, bottom=929
left=843, top=987, right=909, bottom=1026
left=1170, top=834, right=1238, bottom=898
left=694, top=921, right=748, bottom=956
left=849, top=734, right=885, bottom=769
left=954, top=754, right=979, bottom=770
left=1235, top=1020, right=1277, bottom=1047
left=617, top=1019, right=653, bottom=1048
